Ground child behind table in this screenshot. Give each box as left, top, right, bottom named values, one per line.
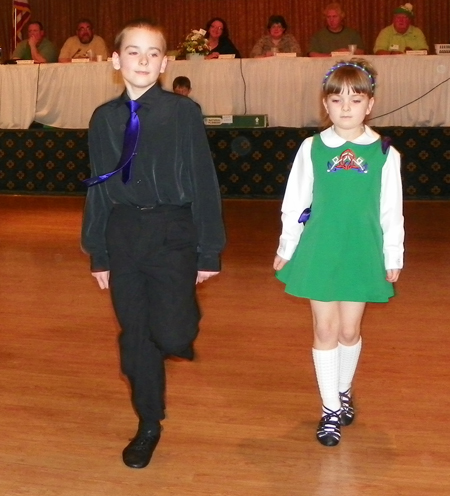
left=173, top=75, right=192, bottom=96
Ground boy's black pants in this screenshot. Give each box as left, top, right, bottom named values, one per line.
left=106, top=203, right=200, bottom=425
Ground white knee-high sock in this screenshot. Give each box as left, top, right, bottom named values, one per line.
left=312, top=347, right=340, bottom=413
left=338, top=337, right=362, bottom=393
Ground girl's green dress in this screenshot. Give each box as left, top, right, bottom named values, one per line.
left=277, top=134, right=394, bottom=302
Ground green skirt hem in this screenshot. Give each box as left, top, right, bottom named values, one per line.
left=276, top=274, right=395, bottom=303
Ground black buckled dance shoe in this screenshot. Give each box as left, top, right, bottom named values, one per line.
left=316, top=406, right=341, bottom=447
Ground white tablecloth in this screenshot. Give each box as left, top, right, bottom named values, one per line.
left=0, top=65, right=39, bottom=129
left=34, top=62, right=124, bottom=129
left=161, top=55, right=450, bottom=128
left=1, top=56, right=450, bottom=129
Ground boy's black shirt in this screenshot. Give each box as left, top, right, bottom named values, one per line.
left=82, top=83, right=225, bottom=272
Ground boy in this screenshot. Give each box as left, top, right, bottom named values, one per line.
left=172, top=75, right=192, bottom=96
left=81, top=19, right=225, bottom=469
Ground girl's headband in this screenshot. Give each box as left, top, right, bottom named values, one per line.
left=322, top=62, right=376, bottom=91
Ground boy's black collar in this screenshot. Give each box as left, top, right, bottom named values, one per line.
left=121, top=83, right=163, bottom=104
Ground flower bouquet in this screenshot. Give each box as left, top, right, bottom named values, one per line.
left=178, top=28, right=210, bottom=58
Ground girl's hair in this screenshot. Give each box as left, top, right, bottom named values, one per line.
left=205, top=17, right=230, bottom=39
left=267, top=15, right=288, bottom=30
left=114, top=18, right=167, bottom=54
left=322, top=58, right=377, bottom=98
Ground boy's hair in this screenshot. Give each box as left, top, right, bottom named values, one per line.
left=173, top=76, right=191, bottom=91
left=114, top=18, right=167, bottom=54
left=322, top=58, right=377, bottom=98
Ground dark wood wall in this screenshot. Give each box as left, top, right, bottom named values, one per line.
left=1, top=1, right=449, bottom=59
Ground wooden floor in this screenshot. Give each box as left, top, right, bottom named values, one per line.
left=1, top=195, right=449, bottom=496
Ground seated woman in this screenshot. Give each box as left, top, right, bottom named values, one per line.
left=204, top=17, right=241, bottom=59
left=251, top=15, right=301, bottom=57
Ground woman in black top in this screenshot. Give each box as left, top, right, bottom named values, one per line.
left=204, top=17, right=241, bottom=59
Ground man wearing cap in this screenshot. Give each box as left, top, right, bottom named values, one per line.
left=374, top=3, right=428, bottom=54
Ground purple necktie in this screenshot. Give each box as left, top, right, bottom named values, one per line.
left=84, top=100, right=141, bottom=187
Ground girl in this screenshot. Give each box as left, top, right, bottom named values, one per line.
left=273, top=59, right=404, bottom=447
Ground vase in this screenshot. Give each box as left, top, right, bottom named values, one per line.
left=186, top=53, right=205, bottom=61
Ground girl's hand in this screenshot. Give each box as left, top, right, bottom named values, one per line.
left=386, top=269, right=401, bottom=283
left=92, top=270, right=110, bottom=289
left=196, top=271, right=219, bottom=284
left=273, top=255, right=288, bottom=271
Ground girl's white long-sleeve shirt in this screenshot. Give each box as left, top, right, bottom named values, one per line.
left=277, top=126, right=404, bottom=269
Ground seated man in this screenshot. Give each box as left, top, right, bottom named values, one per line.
left=374, top=3, right=428, bottom=54
left=309, top=3, right=364, bottom=57
left=12, top=21, right=58, bottom=63
left=59, top=18, right=109, bottom=62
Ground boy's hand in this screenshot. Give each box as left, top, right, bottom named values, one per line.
left=196, top=271, right=219, bottom=284
left=273, top=255, right=288, bottom=271
left=92, top=270, right=110, bottom=289
left=386, top=269, right=401, bottom=283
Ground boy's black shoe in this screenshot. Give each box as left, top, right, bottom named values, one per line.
left=122, top=428, right=161, bottom=468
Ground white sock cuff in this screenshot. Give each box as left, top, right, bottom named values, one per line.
left=312, top=346, right=339, bottom=363
left=338, top=337, right=362, bottom=353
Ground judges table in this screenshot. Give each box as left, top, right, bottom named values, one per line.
left=1, top=56, right=450, bottom=129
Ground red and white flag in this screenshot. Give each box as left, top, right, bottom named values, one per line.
left=13, top=0, right=32, bottom=46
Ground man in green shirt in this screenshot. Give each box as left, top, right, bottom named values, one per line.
left=374, top=3, right=428, bottom=54
left=12, top=21, right=58, bottom=63
left=309, top=2, right=364, bottom=57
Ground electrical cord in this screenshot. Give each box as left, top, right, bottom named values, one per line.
left=225, top=59, right=450, bottom=122
left=368, top=76, right=450, bottom=121
left=238, top=57, right=247, bottom=115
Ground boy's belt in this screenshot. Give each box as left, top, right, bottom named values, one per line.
left=128, top=203, right=191, bottom=212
